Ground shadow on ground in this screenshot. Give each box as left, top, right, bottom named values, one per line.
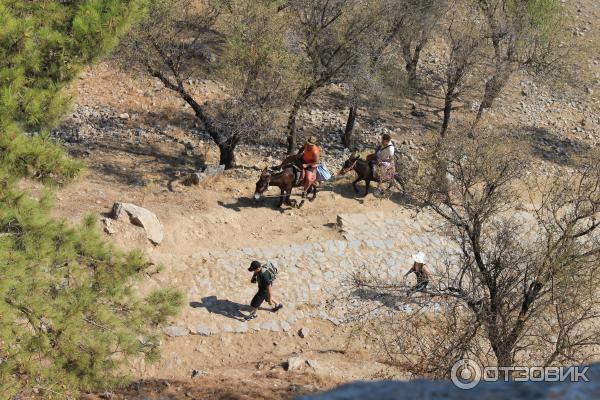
left=523, top=126, right=591, bottom=166
left=189, top=296, right=253, bottom=321
left=83, top=377, right=320, bottom=400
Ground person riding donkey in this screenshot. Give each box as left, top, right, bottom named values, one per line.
left=367, top=133, right=396, bottom=192
left=282, top=136, right=320, bottom=200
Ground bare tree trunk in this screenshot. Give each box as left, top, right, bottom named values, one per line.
left=286, top=85, right=316, bottom=154
left=343, top=102, right=358, bottom=148
left=218, top=136, right=239, bottom=169
left=495, top=348, right=515, bottom=379
left=286, top=99, right=302, bottom=155
left=149, top=68, right=240, bottom=170
left=402, top=43, right=424, bottom=88
left=441, top=87, right=455, bottom=137
left=472, top=68, right=511, bottom=129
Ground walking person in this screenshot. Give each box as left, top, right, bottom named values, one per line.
left=404, top=251, right=431, bottom=294
left=244, top=260, right=283, bottom=321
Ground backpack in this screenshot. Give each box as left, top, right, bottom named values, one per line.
left=263, top=262, right=278, bottom=281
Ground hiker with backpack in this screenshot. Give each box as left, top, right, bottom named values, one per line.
left=244, top=260, right=283, bottom=321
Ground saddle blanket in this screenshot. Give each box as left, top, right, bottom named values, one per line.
left=374, top=161, right=395, bottom=182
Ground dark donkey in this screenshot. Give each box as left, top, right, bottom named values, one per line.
left=254, top=166, right=317, bottom=208
left=339, top=154, right=402, bottom=197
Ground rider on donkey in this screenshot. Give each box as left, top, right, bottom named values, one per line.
left=368, top=133, right=395, bottom=190
left=298, top=136, right=320, bottom=198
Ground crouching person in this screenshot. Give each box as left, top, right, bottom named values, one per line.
left=245, top=260, right=283, bottom=321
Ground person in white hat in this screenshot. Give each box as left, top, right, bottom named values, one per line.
left=404, top=251, right=431, bottom=293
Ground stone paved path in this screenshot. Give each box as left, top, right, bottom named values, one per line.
left=152, top=209, right=454, bottom=337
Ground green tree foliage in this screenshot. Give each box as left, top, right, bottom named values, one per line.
left=0, top=0, right=147, bottom=132
left=0, top=1, right=183, bottom=397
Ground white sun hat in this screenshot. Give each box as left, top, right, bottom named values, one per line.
left=412, top=251, right=426, bottom=264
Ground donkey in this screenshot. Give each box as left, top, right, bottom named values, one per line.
left=254, top=166, right=317, bottom=208
left=339, top=154, right=401, bottom=197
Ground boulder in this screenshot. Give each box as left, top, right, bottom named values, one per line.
left=111, top=202, right=163, bottom=245
left=298, top=363, right=600, bottom=399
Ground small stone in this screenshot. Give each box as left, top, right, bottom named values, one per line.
left=118, top=113, right=130, bottom=120
left=298, top=327, right=310, bottom=338
left=286, top=357, right=305, bottom=372
left=191, top=369, right=200, bottom=378
left=306, top=359, right=318, bottom=369
left=101, top=218, right=116, bottom=235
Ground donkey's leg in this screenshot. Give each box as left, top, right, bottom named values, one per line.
left=277, top=187, right=285, bottom=208
left=286, top=187, right=297, bottom=208
left=309, top=184, right=317, bottom=201
left=364, top=179, right=371, bottom=197
left=387, top=177, right=395, bottom=190
left=352, top=178, right=361, bottom=193
left=297, top=189, right=306, bottom=208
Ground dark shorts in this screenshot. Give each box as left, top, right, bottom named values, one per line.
left=411, top=280, right=429, bottom=292
left=251, top=290, right=268, bottom=308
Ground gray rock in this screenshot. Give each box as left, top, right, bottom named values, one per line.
left=233, top=323, right=249, bottom=334
left=298, top=363, right=600, bottom=399
left=101, top=218, right=116, bottom=235
left=286, top=357, right=305, bottom=372
left=192, top=324, right=213, bottom=336
left=260, top=320, right=281, bottom=332
left=186, top=165, right=225, bottom=185
left=299, top=327, right=310, bottom=338
left=164, top=326, right=188, bottom=337
left=111, top=202, right=163, bottom=245
left=280, top=321, right=291, bottom=332
left=203, top=164, right=225, bottom=176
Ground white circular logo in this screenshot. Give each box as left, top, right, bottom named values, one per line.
left=451, top=358, right=482, bottom=389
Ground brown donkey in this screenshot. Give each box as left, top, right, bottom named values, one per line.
left=339, top=154, right=401, bottom=197
left=254, top=167, right=317, bottom=208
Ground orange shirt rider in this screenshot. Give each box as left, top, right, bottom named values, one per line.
left=300, top=136, right=320, bottom=169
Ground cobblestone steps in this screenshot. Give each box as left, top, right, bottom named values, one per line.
left=159, top=210, right=454, bottom=336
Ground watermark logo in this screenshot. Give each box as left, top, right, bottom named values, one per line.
left=450, top=359, right=590, bottom=389
left=451, top=359, right=482, bottom=389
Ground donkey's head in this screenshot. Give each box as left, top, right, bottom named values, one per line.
left=339, top=152, right=361, bottom=175
left=254, top=168, right=272, bottom=200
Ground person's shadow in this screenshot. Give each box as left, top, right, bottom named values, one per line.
left=190, top=296, right=260, bottom=321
